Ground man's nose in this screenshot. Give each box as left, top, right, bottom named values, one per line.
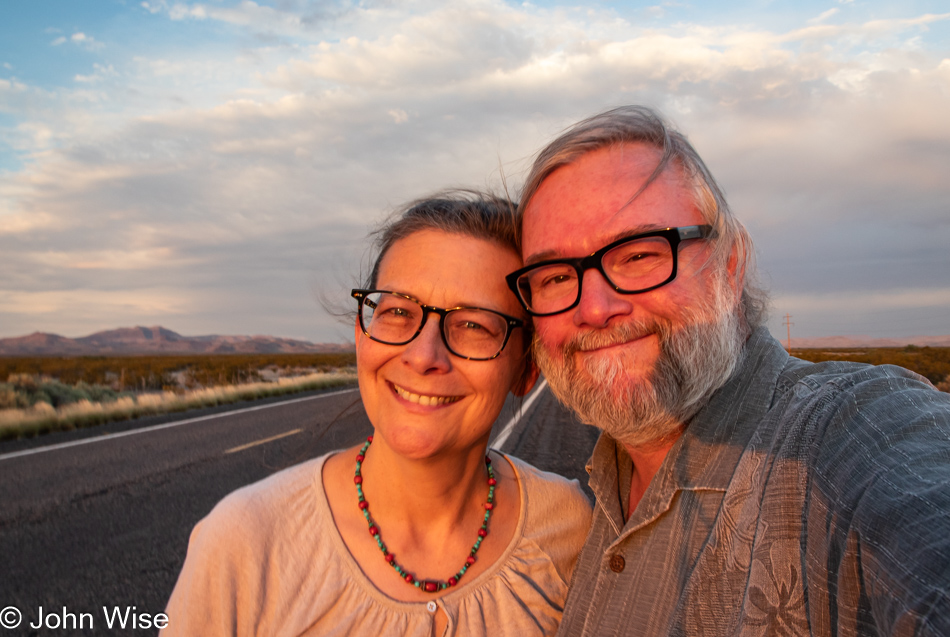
left=573, top=268, right=634, bottom=328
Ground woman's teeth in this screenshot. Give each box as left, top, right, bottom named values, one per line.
left=393, top=384, right=461, bottom=406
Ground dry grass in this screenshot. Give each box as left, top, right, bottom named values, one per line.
left=0, top=371, right=357, bottom=441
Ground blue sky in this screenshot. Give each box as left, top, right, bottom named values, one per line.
left=2, top=0, right=949, bottom=343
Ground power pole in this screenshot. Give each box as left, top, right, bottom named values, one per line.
left=783, top=313, right=794, bottom=351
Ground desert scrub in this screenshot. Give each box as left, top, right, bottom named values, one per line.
left=0, top=374, right=128, bottom=410
left=0, top=371, right=357, bottom=441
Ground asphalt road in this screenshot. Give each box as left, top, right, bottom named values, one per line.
left=0, top=381, right=599, bottom=636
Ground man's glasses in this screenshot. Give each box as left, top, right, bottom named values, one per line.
left=505, top=225, right=715, bottom=317
left=351, top=289, right=524, bottom=360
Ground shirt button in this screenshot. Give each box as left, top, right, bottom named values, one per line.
left=609, top=554, right=625, bottom=573
left=426, top=601, right=437, bottom=613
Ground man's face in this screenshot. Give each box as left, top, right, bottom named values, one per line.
left=521, top=143, right=743, bottom=447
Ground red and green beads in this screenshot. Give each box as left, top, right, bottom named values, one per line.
left=354, top=435, right=495, bottom=593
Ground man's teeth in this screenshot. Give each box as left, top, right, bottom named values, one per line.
left=393, top=384, right=460, bottom=406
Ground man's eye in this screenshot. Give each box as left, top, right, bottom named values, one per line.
left=539, top=272, right=576, bottom=289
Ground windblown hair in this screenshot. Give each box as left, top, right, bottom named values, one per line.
left=366, top=190, right=520, bottom=288
left=519, top=105, right=768, bottom=331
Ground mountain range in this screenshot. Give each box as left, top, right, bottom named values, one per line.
left=0, top=326, right=353, bottom=356
left=1, top=326, right=948, bottom=356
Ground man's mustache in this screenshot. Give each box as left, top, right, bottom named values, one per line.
left=561, top=320, right=668, bottom=357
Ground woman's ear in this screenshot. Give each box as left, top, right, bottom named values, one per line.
left=511, top=359, right=540, bottom=397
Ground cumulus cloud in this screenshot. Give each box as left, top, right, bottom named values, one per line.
left=51, top=32, right=104, bottom=50
left=2, top=0, right=949, bottom=341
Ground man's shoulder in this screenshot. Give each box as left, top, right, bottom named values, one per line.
left=780, top=355, right=932, bottom=393
left=774, top=356, right=949, bottom=432
left=765, top=355, right=950, bottom=499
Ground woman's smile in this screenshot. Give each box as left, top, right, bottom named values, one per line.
left=390, top=381, right=463, bottom=407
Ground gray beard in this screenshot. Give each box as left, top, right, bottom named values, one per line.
left=534, top=279, right=745, bottom=448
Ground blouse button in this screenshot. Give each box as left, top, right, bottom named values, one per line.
left=426, top=601, right=437, bottom=613
left=609, top=554, right=626, bottom=573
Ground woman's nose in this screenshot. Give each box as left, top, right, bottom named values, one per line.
left=400, top=313, right=452, bottom=373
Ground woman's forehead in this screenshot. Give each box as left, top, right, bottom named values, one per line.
left=377, top=229, right=522, bottom=310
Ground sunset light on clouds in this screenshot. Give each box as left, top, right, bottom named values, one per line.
left=1, top=0, right=948, bottom=343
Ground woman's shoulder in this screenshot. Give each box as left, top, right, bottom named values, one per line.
left=196, top=452, right=335, bottom=548
left=500, top=453, right=592, bottom=573
left=503, top=453, right=592, bottom=515
left=163, top=451, right=360, bottom=635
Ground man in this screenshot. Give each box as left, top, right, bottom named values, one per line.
left=508, top=105, right=950, bottom=635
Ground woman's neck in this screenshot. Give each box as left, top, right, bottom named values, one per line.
left=358, top=436, right=491, bottom=531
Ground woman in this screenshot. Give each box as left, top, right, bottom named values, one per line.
left=163, top=192, right=592, bottom=636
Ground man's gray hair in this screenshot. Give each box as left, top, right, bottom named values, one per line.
left=519, top=105, right=768, bottom=331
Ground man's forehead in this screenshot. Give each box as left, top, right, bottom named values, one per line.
left=521, top=146, right=696, bottom=262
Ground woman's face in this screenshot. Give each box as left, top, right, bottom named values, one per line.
left=356, top=229, right=532, bottom=461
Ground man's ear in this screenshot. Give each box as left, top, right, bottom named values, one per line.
left=512, top=359, right=540, bottom=397
left=725, top=242, right=744, bottom=295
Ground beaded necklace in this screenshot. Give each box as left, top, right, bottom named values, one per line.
left=353, top=435, right=496, bottom=593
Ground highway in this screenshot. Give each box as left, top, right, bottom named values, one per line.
left=0, top=381, right=599, bottom=635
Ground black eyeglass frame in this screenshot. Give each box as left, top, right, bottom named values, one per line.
left=505, top=225, right=716, bottom=317
left=351, top=289, right=525, bottom=361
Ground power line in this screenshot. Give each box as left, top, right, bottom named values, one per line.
left=783, top=313, right=794, bottom=351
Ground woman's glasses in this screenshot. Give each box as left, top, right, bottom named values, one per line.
left=351, top=290, right=524, bottom=360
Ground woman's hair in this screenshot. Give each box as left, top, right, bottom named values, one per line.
left=365, top=189, right=520, bottom=288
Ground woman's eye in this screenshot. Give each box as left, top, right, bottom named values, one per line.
left=378, top=306, right=413, bottom=320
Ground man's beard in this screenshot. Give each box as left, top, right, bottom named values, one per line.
left=533, top=275, right=745, bottom=448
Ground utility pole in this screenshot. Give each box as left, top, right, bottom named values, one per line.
left=783, top=313, right=794, bottom=351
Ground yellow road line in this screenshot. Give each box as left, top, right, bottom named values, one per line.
left=225, top=428, right=303, bottom=454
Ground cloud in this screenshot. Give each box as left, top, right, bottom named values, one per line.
left=51, top=32, right=104, bottom=50
left=2, top=0, right=950, bottom=341
left=777, top=288, right=950, bottom=313
left=75, top=64, right=118, bottom=84
left=809, top=9, right=839, bottom=25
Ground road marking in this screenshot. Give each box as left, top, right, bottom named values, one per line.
left=225, top=428, right=303, bottom=454
left=490, top=378, right=548, bottom=452
left=0, top=387, right=359, bottom=462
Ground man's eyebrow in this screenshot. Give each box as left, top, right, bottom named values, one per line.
left=523, top=224, right=671, bottom=266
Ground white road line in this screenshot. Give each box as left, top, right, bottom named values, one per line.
left=225, top=428, right=303, bottom=454
left=0, top=387, right=359, bottom=462
left=490, top=378, right=548, bottom=452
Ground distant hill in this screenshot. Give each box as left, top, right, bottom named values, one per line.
left=789, top=335, right=950, bottom=348
left=0, top=326, right=353, bottom=356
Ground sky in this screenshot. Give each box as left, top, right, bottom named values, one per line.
left=1, top=0, right=949, bottom=345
